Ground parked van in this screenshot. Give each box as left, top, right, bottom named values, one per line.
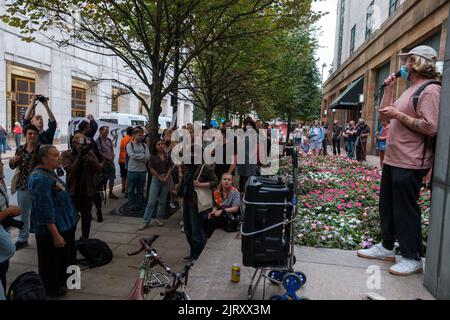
left=99, top=112, right=148, bottom=127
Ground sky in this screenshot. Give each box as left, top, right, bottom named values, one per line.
left=311, top=0, right=339, bottom=84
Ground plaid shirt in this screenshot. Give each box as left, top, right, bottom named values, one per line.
left=10, top=144, right=39, bottom=191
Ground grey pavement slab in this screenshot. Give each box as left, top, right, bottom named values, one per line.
left=6, top=187, right=435, bottom=300
left=188, top=229, right=435, bottom=300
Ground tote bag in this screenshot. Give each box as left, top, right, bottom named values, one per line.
left=194, top=165, right=213, bottom=213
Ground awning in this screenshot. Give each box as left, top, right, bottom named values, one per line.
left=329, top=77, right=364, bottom=110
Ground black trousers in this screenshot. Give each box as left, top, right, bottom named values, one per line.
left=0, top=259, right=8, bottom=296
left=35, top=228, right=76, bottom=295
left=74, top=196, right=94, bottom=239
left=322, top=138, right=328, bottom=155
left=379, top=165, right=428, bottom=260
left=332, top=139, right=341, bottom=155
left=204, top=214, right=227, bottom=239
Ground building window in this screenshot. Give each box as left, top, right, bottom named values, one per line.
left=112, top=88, right=119, bottom=112
left=337, top=0, right=345, bottom=67
left=12, top=77, right=35, bottom=127
left=71, top=87, right=86, bottom=118
left=350, top=25, right=356, bottom=55
left=365, top=1, right=374, bottom=40
left=389, top=0, right=399, bottom=17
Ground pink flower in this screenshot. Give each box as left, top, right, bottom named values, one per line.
left=347, top=202, right=353, bottom=209
left=324, top=226, right=330, bottom=231
left=355, top=202, right=362, bottom=208
left=337, top=205, right=343, bottom=211
left=421, top=206, right=427, bottom=210
left=311, top=224, right=317, bottom=229
left=305, top=203, right=312, bottom=209
left=361, top=195, right=366, bottom=199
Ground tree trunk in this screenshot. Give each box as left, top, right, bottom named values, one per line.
left=286, top=113, right=292, bottom=144
left=148, top=79, right=163, bottom=146
left=205, top=108, right=213, bottom=129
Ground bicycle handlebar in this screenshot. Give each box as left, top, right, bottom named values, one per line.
left=127, top=235, right=159, bottom=256
left=160, top=261, right=194, bottom=297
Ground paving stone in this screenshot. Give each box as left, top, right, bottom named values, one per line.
left=91, top=231, right=137, bottom=244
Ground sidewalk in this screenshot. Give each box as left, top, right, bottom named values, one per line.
left=188, top=231, right=435, bottom=300
left=7, top=192, right=435, bottom=300
left=1, top=142, right=67, bottom=160
left=7, top=196, right=190, bottom=300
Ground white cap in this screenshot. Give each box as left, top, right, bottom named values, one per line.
left=398, top=45, right=438, bottom=62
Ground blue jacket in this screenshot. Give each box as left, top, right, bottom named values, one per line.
left=309, top=127, right=325, bottom=143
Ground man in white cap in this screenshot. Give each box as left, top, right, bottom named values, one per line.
left=357, top=45, right=441, bottom=276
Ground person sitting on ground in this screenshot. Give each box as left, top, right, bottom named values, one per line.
left=204, top=173, right=240, bottom=238
left=62, top=133, right=102, bottom=240
left=299, top=138, right=312, bottom=157
left=24, top=95, right=57, bottom=145
left=0, top=158, right=22, bottom=300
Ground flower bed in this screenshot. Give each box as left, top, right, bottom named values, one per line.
left=277, top=156, right=431, bottom=250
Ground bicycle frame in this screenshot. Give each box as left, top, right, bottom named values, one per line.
left=126, top=235, right=193, bottom=300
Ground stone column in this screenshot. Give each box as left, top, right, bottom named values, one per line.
left=424, top=8, right=450, bottom=299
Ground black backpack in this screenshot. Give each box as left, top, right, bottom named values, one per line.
left=7, top=271, right=47, bottom=300
left=75, top=238, right=113, bottom=268
left=412, top=80, right=441, bottom=167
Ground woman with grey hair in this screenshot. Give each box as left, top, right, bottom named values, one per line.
left=28, top=145, right=77, bottom=297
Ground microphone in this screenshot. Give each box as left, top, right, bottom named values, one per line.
left=379, top=71, right=402, bottom=89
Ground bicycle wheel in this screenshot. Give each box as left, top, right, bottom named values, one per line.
left=162, top=292, right=188, bottom=300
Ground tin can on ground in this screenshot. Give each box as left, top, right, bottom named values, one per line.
left=231, top=263, right=240, bottom=283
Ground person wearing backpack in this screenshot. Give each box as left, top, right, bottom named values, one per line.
left=126, top=128, right=150, bottom=212
left=357, top=46, right=441, bottom=276
left=0, top=158, right=22, bottom=300
left=28, top=145, right=77, bottom=297
left=119, top=127, right=133, bottom=197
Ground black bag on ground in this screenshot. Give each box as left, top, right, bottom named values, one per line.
left=224, top=211, right=241, bottom=232
left=75, top=238, right=113, bottom=268
left=7, top=271, right=46, bottom=300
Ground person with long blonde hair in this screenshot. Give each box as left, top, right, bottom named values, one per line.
left=205, top=173, right=240, bottom=238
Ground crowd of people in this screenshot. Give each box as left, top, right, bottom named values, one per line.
left=291, top=118, right=375, bottom=162
left=0, top=100, right=275, bottom=298
left=0, top=45, right=442, bottom=299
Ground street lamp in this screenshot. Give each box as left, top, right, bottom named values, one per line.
left=332, top=109, right=336, bottom=122
left=321, top=63, right=327, bottom=92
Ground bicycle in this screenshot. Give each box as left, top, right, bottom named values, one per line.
left=126, top=235, right=194, bottom=300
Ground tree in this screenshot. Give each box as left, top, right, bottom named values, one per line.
left=2, top=0, right=283, bottom=143
left=178, top=1, right=320, bottom=128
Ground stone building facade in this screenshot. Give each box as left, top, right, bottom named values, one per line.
left=322, top=0, right=448, bottom=154
left=0, top=1, right=193, bottom=137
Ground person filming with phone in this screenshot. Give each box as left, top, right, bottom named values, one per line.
left=62, top=133, right=102, bottom=239
left=24, top=94, right=57, bottom=145
left=357, top=45, right=441, bottom=276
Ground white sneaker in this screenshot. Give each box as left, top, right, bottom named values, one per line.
left=389, top=258, right=423, bottom=276
left=169, top=202, right=177, bottom=209
left=138, top=223, right=150, bottom=231
left=357, top=243, right=395, bottom=262
left=151, top=219, right=164, bottom=227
